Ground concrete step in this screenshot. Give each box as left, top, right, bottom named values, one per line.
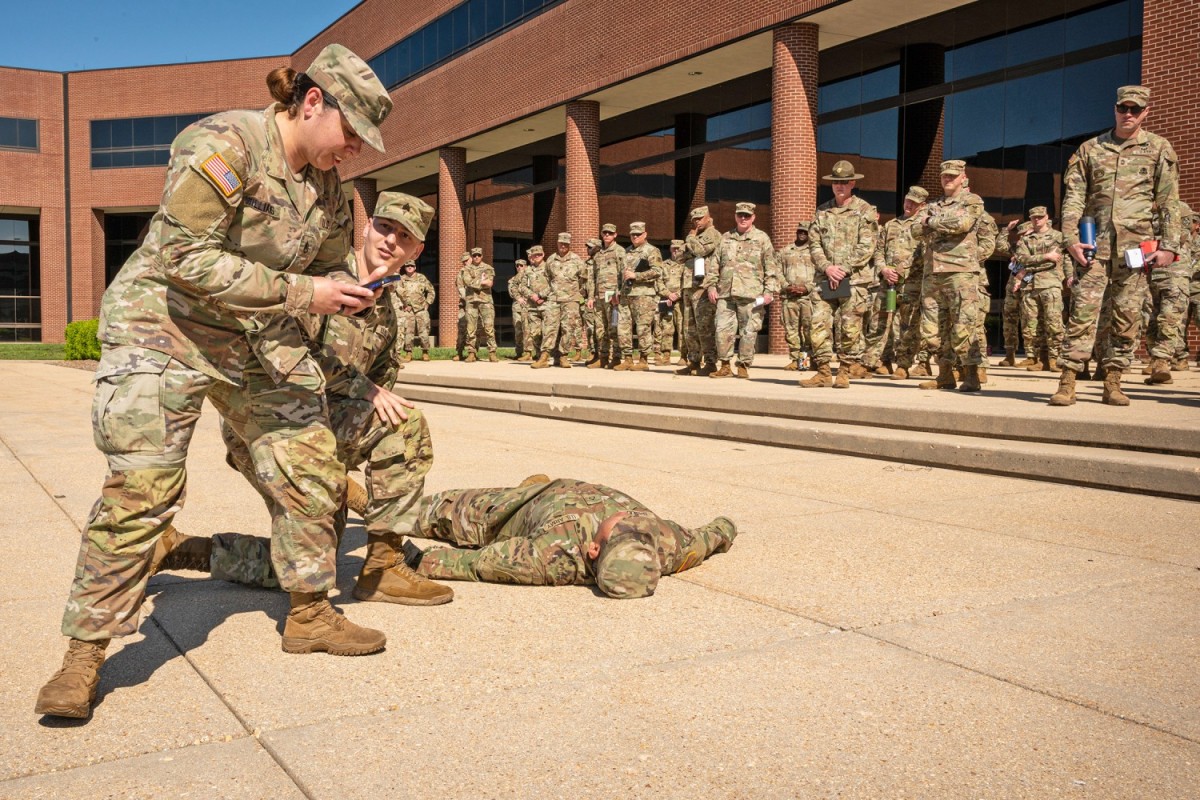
left=397, top=381, right=1200, bottom=500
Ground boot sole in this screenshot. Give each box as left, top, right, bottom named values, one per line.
left=35, top=699, right=92, bottom=718
left=352, top=587, right=454, bottom=606
left=281, top=636, right=386, bottom=656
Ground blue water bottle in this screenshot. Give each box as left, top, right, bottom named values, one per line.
left=1079, top=215, right=1096, bottom=264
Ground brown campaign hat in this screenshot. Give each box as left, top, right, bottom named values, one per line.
left=822, top=160, right=864, bottom=181
left=940, top=159, right=967, bottom=175
left=373, top=192, right=434, bottom=242
left=1116, top=85, right=1150, bottom=107
left=305, top=44, right=392, bottom=154
left=905, top=186, right=929, bottom=203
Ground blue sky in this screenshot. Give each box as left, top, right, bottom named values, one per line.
left=0, top=0, right=362, bottom=72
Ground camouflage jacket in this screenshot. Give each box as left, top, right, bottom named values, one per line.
left=913, top=190, right=986, bottom=274
left=1015, top=229, right=1068, bottom=289
left=778, top=243, right=816, bottom=297
left=544, top=251, right=588, bottom=303
left=710, top=226, right=780, bottom=299
left=99, top=106, right=356, bottom=385
left=621, top=243, right=664, bottom=299
left=657, top=259, right=686, bottom=298
left=992, top=221, right=1033, bottom=260
left=1061, top=128, right=1181, bottom=261
left=685, top=224, right=723, bottom=288
left=508, top=268, right=528, bottom=305
left=395, top=272, right=435, bottom=312
left=872, top=215, right=923, bottom=287
left=523, top=263, right=551, bottom=304
left=975, top=212, right=998, bottom=274
left=455, top=269, right=466, bottom=304
left=581, top=258, right=596, bottom=302
left=809, top=195, right=880, bottom=285
left=461, top=262, right=495, bottom=304
left=593, top=242, right=627, bottom=297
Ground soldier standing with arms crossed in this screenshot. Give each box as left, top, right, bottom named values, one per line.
left=706, top=203, right=779, bottom=379
left=1013, top=207, right=1067, bottom=373
left=396, top=259, right=435, bottom=361
left=778, top=221, right=816, bottom=372
left=587, top=223, right=625, bottom=369
left=677, top=206, right=723, bottom=376
left=615, top=221, right=663, bottom=371
left=508, top=258, right=530, bottom=360
left=656, top=240, right=688, bottom=365
left=1051, top=86, right=1181, bottom=406
left=461, top=247, right=498, bottom=362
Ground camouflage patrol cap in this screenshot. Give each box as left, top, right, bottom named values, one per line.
left=822, top=160, right=864, bottom=181
left=461, top=252, right=471, bottom=262
left=470, top=247, right=483, bottom=256
left=689, top=205, right=710, bottom=220
left=796, top=220, right=812, bottom=232
left=594, top=516, right=662, bottom=599
left=373, top=192, right=434, bottom=242
left=670, top=239, right=686, bottom=250
left=403, top=260, right=417, bottom=268
left=305, top=44, right=392, bottom=154
left=527, top=245, right=544, bottom=256
left=515, top=258, right=528, bottom=267
left=1116, top=85, right=1150, bottom=108
left=629, top=221, right=647, bottom=235
left=735, top=202, right=756, bottom=215
left=558, top=232, right=571, bottom=244
left=1180, top=201, right=1194, bottom=222
left=586, top=237, right=601, bottom=248
left=905, top=186, right=929, bottom=203
left=1028, top=206, right=1049, bottom=219
left=940, top=159, right=967, bottom=175
left=601, top=223, right=617, bottom=234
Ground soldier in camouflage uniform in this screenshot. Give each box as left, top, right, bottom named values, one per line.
left=884, top=187, right=930, bottom=380
left=1013, top=207, right=1067, bottom=373
left=615, top=221, right=663, bottom=371
left=396, top=260, right=435, bottom=361
left=533, top=232, right=587, bottom=368
left=911, top=160, right=988, bottom=393
left=1143, top=202, right=1193, bottom=384
left=864, top=186, right=926, bottom=378
left=508, top=259, right=530, bottom=360
left=523, top=246, right=551, bottom=359
left=705, top=202, right=779, bottom=379
left=452, top=253, right=469, bottom=360
left=801, top=161, right=880, bottom=389
left=406, top=477, right=737, bottom=598
left=581, top=238, right=600, bottom=362
left=993, top=220, right=1032, bottom=367
left=1181, top=215, right=1200, bottom=369
left=587, top=223, right=625, bottom=368
left=655, top=240, right=687, bottom=365
left=1050, top=86, right=1181, bottom=406
left=970, top=207, right=999, bottom=384
left=36, top=45, right=396, bottom=719
left=777, top=222, right=816, bottom=371
left=461, top=247, right=497, bottom=362
left=676, top=206, right=723, bottom=376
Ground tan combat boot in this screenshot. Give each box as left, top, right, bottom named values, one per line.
left=1027, top=351, right=1053, bottom=372
left=346, top=476, right=369, bottom=516
left=530, top=352, right=551, bottom=369
left=919, top=361, right=956, bottom=390
left=558, top=355, right=572, bottom=369
left=354, top=534, right=454, bottom=606
left=872, top=362, right=892, bottom=377
left=518, top=473, right=551, bottom=487
left=282, top=592, right=387, bottom=655
left=611, top=357, right=630, bottom=371
left=709, top=361, right=732, bottom=378
left=1016, top=356, right=1038, bottom=367
left=586, top=356, right=604, bottom=369
left=999, top=354, right=1016, bottom=367
left=488, top=350, right=499, bottom=363
left=833, top=366, right=851, bottom=388
left=1144, top=358, right=1172, bottom=384
left=977, top=364, right=988, bottom=384
left=149, top=525, right=213, bottom=575
left=847, top=363, right=870, bottom=379
left=908, top=361, right=931, bottom=378
left=35, top=639, right=109, bottom=718
left=421, top=352, right=431, bottom=362
left=517, top=351, right=533, bottom=363
left=675, top=361, right=700, bottom=376
left=464, top=352, right=477, bottom=363
left=1172, top=356, right=1190, bottom=371
left=1101, top=366, right=1130, bottom=406
left=799, top=363, right=833, bottom=388
left=958, top=364, right=982, bottom=393
left=654, top=354, right=671, bottom=366
left=735, top=364, right=750, bottom=379
left=783, top=359, right=799, bottom=371
left=1048, top=369, right=1077, bottom=406
left=631, top=356, right=650, bottom=372
left=891, top=366, right=909, bottom=380
left=402, top=351, right=413, bottom=363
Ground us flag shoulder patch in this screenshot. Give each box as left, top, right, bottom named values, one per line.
left=200, top=153, right=242, bottom=197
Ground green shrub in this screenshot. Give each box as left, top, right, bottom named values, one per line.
left=64, top=319, right=102, bottom=361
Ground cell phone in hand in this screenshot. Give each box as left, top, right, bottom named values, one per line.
left=362, top=274, right=404, bottom=291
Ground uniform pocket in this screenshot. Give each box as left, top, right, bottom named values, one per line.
left=92, top=347, right=172, bottom=456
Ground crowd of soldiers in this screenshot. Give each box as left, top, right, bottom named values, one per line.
left=442, top=85, right=1194, bottom=407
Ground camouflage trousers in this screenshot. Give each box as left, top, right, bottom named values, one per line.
left=215, top=409, right=434, bottom=589
left=919, top=271, right=982, bottom=366
left=540, top=300, right=582, bottom=356
left=974, top=280, right=991, bottom=359
left=1020, top=287, right=1065, bottom=362
left=1061, top=260, right=1148, bottom=372
left=524, top=305, right=545, bottom=355
left=400, top=309, right=432, bottom=354
left=63, top=345, right=342, bottom=642
left=715, top=297, right=764, bottom=366
left=675, top=291, right=692, bottom=362
left=837, top=285, right=870, bottom=365
left=1001, top=277, right=1024, bottom=356
left=780, top=295, right=813, bottom=361
left=894, top=283, right=926, bottom=369
left=581, top=303, right=598, bottom=356
left=656, top=301, right=682, bottom=357
left=465, top=301, right=496, bottom=354
left=512, top=302, right=527, bottom=354
left=455, top=302, right=467, bottom=354
left=862, top=285, right=897, bottom=368
left=618, top=296, right=657, bottom=358
left=682, top=288, right=716, bottom=366
left=594, top=288, right=620, bottom=362
left=808, top=294, right=838, bottom=367
left=1146, top=268, right=1190, bottom=360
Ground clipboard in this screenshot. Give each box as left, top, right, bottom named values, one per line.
left=819, top=277, right=851, bottom=300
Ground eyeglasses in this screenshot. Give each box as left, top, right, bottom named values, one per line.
left=1115, top=104, right=1145, bottom=116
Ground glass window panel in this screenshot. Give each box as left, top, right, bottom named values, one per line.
left=110, top=119, right=133, bottom=148
left=1062, top=52, right=1130, bottom=139
left=944, top=84, right=1005, bottom=159
left=0, top=299, right=13, bottom=323
left=860, top=108, right=898, bottom=160
left=91, top=120, right=110, bottom=150
left=819, top=76, right=860, bottom=114
left=132, top=117, right=155, bottom=147
left=860, top=65, right=899, bottom=105
left=1004, top=70, right=1064, bottom=147
left=946, top=36, right=1004, bottom=82
left=1005, top=19, right=1064, bottom=68
left=132, top=149, right=157, bottom=167
left=18, top=119, right=37, bottom=149
left=0, top=118, right=16, bottom=147
left=1066, top=0, right=1133, bottom=50
left=392, top=40, right=407, bottom=82
left=408, top=29, right=423, bottom=72
left=707, top=102, right=771, bottom=141
left=0, top=220, right=12, bottom=241
left=437, top=15, right=452, bottom=57
left=486, top=0, right=505, bottom=32
left=524, top=0, right=542, bottom=13
left=506, top=0, right=524, bottom=25
left=154, top=116, right=176, bottom=144
left=111, top=151, right=134, bottom=168
left=468, top=0, right=487, bottom=42
left=91, top=152, right=112, bottom=169
left=155, top=149, right=171, bottom=166
left=423, top=24, right=438, bottom=68
left=819, top=117, right=860, bottom=156
left=11, top=221, right=29, bottom=241
left=452, top=5, right=469, bottom=51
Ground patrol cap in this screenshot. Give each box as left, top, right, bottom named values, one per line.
left=689, top=205, right=710, bottom=220
left=469, top=247, right=483, bottom=256
left=460, top=252, right=470, bottom=262
left=905, top=186, right=929, bottom=203
left=1116, top=85, right=1150, bottom=108
left=403, top=260, right=417, bottom=268
left=940, top=159, right=967, bottom=175
left=594, top=517, right=662, bottom=599
left=629, top=221, right=647, bottom=235
left=515, top=258, right=527, bottom=267
left=735, top=202, right=756, bottom=216
left=585, top=237, right=601, bottom=248
left=822, top=160, right=864, bottom=181
left=795, top=219, right=812, bottom=232
left=305, top=44, right=392, bottom=154
left=527, top=245, right=544, bottom=256
left=1028, top=206, right=1049, bottom=219
left=601, top=223, right=617, bottom=234
left=372, top=192, right=434, bottom=242
left=557, top=232, right=571, bottom=244
left=669, top=239, right=686, bottom=250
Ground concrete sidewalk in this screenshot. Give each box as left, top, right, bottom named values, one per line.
left=0, top=361, right=1197, bottom=798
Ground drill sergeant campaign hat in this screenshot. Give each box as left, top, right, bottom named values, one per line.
left=689, top=205, right=710, bottom=220
left=601, top=223, right=617, bottom=234
left=1116, top=85, right=1150, bottom=108
left=372, top=192, right=434, bottom=241
left=594, top=516, right=662, bottom=599
left=822, top=160, right=864, bottom=181
left=940, top=159, right=967, bottom=175
left=305, top=44, right=392, bottom=154
left=905, top=186, right=929, bottom=203
left=1028, top=206, right=1049, bottom=219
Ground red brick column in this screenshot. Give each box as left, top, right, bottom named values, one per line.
left=438, top=146, right=467, bottom=347
left=565, top=101, right=600, bottom=256
left=769, top=22, right=819, bottom=355
left=351, top=178, right=379, bottom=250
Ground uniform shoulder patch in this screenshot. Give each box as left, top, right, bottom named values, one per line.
left=199, top=152, right=243, bottom=198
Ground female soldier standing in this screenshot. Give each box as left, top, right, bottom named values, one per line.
left=36, top=44, right=394, bottom=719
